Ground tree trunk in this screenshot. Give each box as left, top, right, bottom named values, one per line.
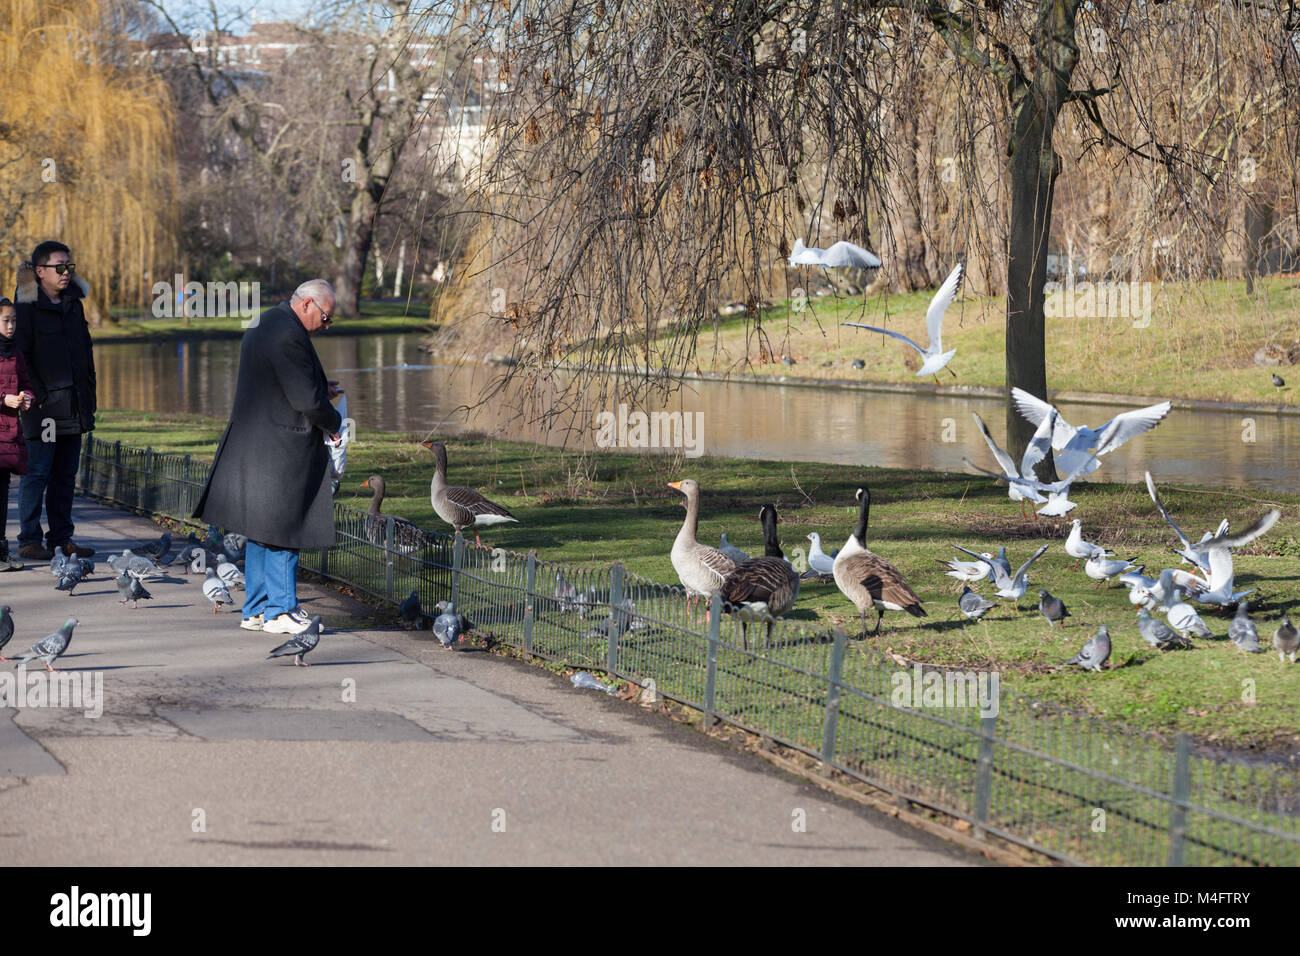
left=334, top=192, right=378, bottom=317
left=885, top=103, right=934, bottom=291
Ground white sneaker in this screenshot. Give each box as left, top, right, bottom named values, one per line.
left=240, top=614, right=265, bottom=631
left=287, top=607, right=325, bottom=633
left=263, top=613, right=312, bottom=635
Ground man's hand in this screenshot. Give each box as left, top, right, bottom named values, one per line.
left=20, top=390, right=33, bottom=411
left=327, top=380, right=345, bottom=399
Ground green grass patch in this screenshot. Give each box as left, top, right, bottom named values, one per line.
left=95, top=299, right=432, bottom=341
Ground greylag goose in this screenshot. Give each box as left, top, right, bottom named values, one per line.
left=832, top=487, right=925, bottom=637
left=668, top=479, right=736, bottom=611
left=361, top=475, right=433, bottom=552
left=720, top=504, right=801, bottom=648
left=420, top=441, right=519, bottom=546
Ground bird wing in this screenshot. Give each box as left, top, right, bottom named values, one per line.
left=822, top=241, right=882, bottom=268
left=31, top=631, right=66, bottom=656
left=971, top=413, right=1018, bottom=477
left=1198, top=509, right=1281, bottom=551
left=1145, top=471, right=1198, bottom=552
left=924, top=263, right=963, bottom=352
left=953, top=546, right=1005, bottom=586
left=446, top=485, right=516, bottom=519
left=841, top=323, right=925, bottom=356
left=1012, top=544, right=1051, bottom=585
left=1092, top=401, right=1172, bottom=456
left=1010, top=387, right=1077, bottom=449
left=1019, top=408, right=1057, bottom=478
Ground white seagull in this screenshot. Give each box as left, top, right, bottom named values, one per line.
left=1084, top=549, right=1140, bottom=589
left=968, top=410, right=1055, bottom=517
left=938, top=552, right=995, bottom=583
left=953, top=544, right=1050, bottom=607
left=842, top=263, right=962, bottom=381
left=803, top=532, right=838, bottom=579
left=1065, top=519, right=1112, bottom=568
left=1185, top=508, right=1280, bottom=607
left=788, top=238, right=882, bottom=269
left=1012, top=388, right=1172, bottom=478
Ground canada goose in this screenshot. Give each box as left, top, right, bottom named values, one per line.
left=361, top=475, right=432, bottom=552
left=721, top=504, right=801, bottom=648
left=667, top=479, right=736, bottom=612
left=832, top=487, right=925, bottom=637
left=420, top=441, right=519, bottom=546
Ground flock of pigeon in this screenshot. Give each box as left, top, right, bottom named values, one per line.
left=0, top=528, right=325, bottom=669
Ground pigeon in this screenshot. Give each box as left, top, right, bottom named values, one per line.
left=398, top=589, right=425, bottom=629
left=1137, top=609, right=1191, bottom=650
left=0, top=606, right=13, bottom=662
left=1064, top=626, right=1111, bottom=672
left=1012, top=389, right=1172, bottom=479
left=55, top=561, right=84, bottom=595
left=1228, top=602, right=1263, bottom=653
left=1085, top=549, right=1139, bottom=588
left=1038, top=589, right=1070, bottom=628
left=554, top=572, right=578, bottom=611
left=953, top=544, right=1050, bottom=607
left=49, top=552, right=68, bottom=576
left=958, top=585, right=996, bottom=622
left=574, top=587, right=599, bottom=620
left=1166, top=599, right=1213, bottom=640
left=202, top=567, right=234, bottom=613
left=115, top=549, right=163, bottom=579
left=12, top=618, right=78, bottom=671
left=843, top=263, right=962, bottom=381
left=850, top=358, right=865, bottom=369
left=136, top=531, right=173, bottom=564
left=116, top=571, right=153, bottom=609
left=1273, top=617, right=1299, bottom=663
left=266, top=616, right=321, bottom=666
left=222, top=532, right=248, bottom=562
left=1272, top=373, right=1285, bottom=388
left=189, top=550, right=220, bottom=575
left=171, top=544, right=204, bottom=572
left=788, top=237, right=882, bottom=269
left=718, top=533, right=750, bottom=565
left=216, top=554, right=245, bottom=589
left=75, top=556, right=94, bottom=577
left=433, top=600, right=471, bottom=648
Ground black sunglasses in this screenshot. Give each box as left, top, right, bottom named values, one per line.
left=38, top=263, right=75, bottom=275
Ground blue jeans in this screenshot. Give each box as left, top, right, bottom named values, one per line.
left=242, top=541, right=300, bottom=620
left=19, top=432, right=82, bottom=548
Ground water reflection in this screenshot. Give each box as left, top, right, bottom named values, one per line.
left=93, top=334, right=1300, bottom=493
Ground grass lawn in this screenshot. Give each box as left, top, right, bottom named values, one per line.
left=94, top=299, right=432, bottom=341
left=92, top=409, right=1300, bottom=754
left=609, top=275, right=1300, bottom=408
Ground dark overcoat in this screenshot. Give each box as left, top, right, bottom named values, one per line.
left=13, top=262, right=96, bottom=439
left=0, top=347, right=33, bottom=473
left=193, top=302, right=342, bottom=550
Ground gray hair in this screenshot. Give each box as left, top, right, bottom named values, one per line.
left=291, top=279, right=336, bottom=307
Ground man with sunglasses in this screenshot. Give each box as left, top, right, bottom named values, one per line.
left=194, top=279, right=344, bottom=635
left=12, top=240, right=97, bottom=560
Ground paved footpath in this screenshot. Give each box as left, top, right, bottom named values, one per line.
left=0, top=499, right=986, bottom=865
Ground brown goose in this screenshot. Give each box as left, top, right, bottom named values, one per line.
left=420, top=441, right=519, bottom=546
left=360, top=476, right=433, bottom=553
left=668, top=479, right=736, bottom=611
left=720, top=503, right=801, bottom=648
left=832, top=486, right=925, bottom=637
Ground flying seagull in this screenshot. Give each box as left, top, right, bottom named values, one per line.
left=843, top=263, right=963, bottom=382
left=788, top=238, right=882, bottom=269
left=1011, top=389, right=1172, bottom=478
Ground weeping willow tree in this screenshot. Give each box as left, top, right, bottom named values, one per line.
left=0, top=0, right=176, bottom=324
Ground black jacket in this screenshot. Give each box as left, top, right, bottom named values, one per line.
left=13, top=262, right=97, bottom=439
left=193, top=302, right=343, bottom=550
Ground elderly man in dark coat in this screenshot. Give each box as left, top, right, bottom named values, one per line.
left=194, top=279, right=343, bottom=635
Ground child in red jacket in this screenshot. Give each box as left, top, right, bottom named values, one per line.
left=0, top=298, right=34, bottom=569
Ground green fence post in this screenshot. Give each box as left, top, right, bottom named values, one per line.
left=523, top=551, right=537, bottom=659
left=606, top=562, right=624, bottom=675
left=1168, top=732, right=1191, bottom=866
left=111, top=441, right=122, bottom=503
left=142, top=447, right=153, bottom=512
left=703, top=590, right=721, bottom=731
left=973, top=714, right=998, bottom=839
left=384, top=515, right=396, bottom=600
left=450, top=533, right=465, bottom=607
left=820, top=629, right=848, bottom=770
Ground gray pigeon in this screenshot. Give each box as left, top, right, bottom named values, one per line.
left=958, top=585, right=996, bottom=622
left=1038, top=589, right=1070, bottom=628
left=0, top=606, right=13, bottom=662
left=851, top=358, right=865, bottom=369
left=398, top=590, right=424, bottom=629
left=116, top=571, right=153, bottom=609
left=202, top=567, right=234, bottom=613
left=76, top=556, right=94, bottom=577
left=55, top=561, right=83, bottom=595
left=1065, top=625, right=1111, bottom=671
left=554, top=571, right=578, bottom=611
left=49, top=552, right=68, bottom=576
left=114, top=549, right=162, bottom=579
left=1272, top=374, right=1285, bottom=388
left=222, top=532, right=247, bottom=562
left=1137, top=609, right=1191, bottom=650
left=433, top=601, right=470, bottom=648
left=12, top=618, right=78, bottom=671
left=1228, top=601, right=1263, bottom=653
left=266, top=616, right=322, bottom=666
left=1273, top=617, right=1299, bottom=663
left=575, top=587, right=599, bottom=620
left=137, top=531, right=172, bottom=564
left=216, top=554, right=245, bottom=589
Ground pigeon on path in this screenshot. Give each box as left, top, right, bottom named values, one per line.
left=958, top=585, right=996, bottom=622
left=216, top=555, right=245, bottom=589
left=1064, top=626, right=1111, bottom=671
left=1137, top=609, right=1191, bottom=650
left=433, top=601, right=471, bottom=648
left=137, top=531, right=173, bottom=564
left=0, top=606, right=13, bottom=662
left=117, top=571, right=153, bottom=609
left=398, top=590, right=425, bottom=629
left=202, top=567, right=234, bottom=613
left=55, top=561, right=83, bottom=595
left=1274, top=617, right=1299, bottom=663
left=12, top=618, right=78, bottom=671
left=1039, top=589, right=1070, bottom=628
left=266, top=616, right=321, bottom=666
left=1228, top=602, right=1263, bottom=653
